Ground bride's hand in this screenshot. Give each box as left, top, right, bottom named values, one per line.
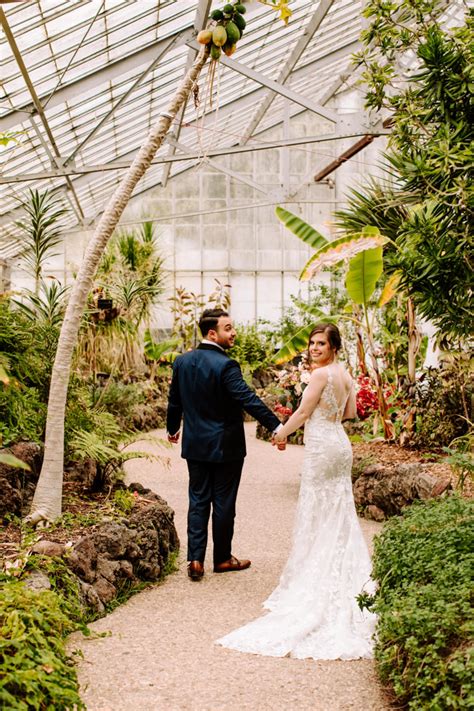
left=272, top=434, right=287, bottom=450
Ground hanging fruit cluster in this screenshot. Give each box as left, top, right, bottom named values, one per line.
left=197, top=2, right=247, bottom=60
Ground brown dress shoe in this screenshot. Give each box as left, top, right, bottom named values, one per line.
left=188, top=560, right=204, bottom=581
left=213, top=555, right=251, bottom=573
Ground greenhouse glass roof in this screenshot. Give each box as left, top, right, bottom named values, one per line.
left=0, top=0, right=465, bottom=259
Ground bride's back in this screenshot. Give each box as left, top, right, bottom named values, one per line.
left=315, top=362, right=353, bottom=423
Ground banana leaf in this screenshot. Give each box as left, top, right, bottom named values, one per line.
left=0, top=362, right=9, bottom=385
left=144, top=329, right=180, bottom=362
left=289, top=299, right=328, bottom=318
left=275, top=206, right=328, bottom=250
left=345, top=246, right=384, bottom=306
left=272, top=317, right=332, bottom=365
left=300, top=227, right=387, bottom=281
left=0, top=453, right=31, bottom=470
left=378, top=271, right=402, bottom=307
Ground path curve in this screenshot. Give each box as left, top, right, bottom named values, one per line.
left=71, top=423, right=389, bottom=711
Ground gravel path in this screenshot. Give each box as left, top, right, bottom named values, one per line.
left=71, top=423, right=389, bottom=711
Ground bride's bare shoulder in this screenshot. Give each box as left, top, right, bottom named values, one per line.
left=333, top=363, right=353, bottom=384
left=309, top=366, right=329, bottom=382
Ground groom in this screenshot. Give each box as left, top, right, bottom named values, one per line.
left=166, top=308, right=283, bottom=581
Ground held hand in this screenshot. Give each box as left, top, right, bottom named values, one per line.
left=168, top=432, right=180, bottom=444
left=272, top=435, right=287, bottom=451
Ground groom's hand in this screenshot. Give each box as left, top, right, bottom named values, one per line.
left=168, top=431, right=180, bottom=444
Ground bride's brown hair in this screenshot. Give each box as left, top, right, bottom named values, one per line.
left=307, top=322, right=341, bottom=363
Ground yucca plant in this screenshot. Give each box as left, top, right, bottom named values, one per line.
left=15, top=189, right=68, bottom=296
left=76, top=222, right=166, bottom=377
left=15, top=279, right=69, bottom=328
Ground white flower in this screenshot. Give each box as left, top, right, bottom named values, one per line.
left=300, top=370, right=311, bottom=385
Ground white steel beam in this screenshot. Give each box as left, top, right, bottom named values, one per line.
left=0, top=125, right=389, bottom=184
left=186, top=39, right=339, bottom=123
left=161, top=0, right=213, bottom=188
left=166, top=136, right=277, bottom=198
left=193, top=0, right=213, bottom=32
left=0, top=44, right=364, bottom=189
left=240, top=0, right=336, bottom=145
left=0, top=9, right=85, bottom=222
left=0, top=26, right=196, bottom=133
left=64, top=32, right=189, bottom=166
left=0, top=45, right=374, bottom=226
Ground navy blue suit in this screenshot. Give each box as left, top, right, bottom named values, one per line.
left=166, top=343, right=280, bottom=564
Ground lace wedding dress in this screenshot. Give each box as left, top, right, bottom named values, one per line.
left=216, top=364, right=376, bottom=660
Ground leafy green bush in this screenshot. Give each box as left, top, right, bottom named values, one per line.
left=0, top=300, right=58, bottom=445
left=268, top=279, right=348, bottom=345
left=0, top=386, right=46, bottom=446
left=229, top=323, right=274, bottom=377
left=93, top=378, right=143, bottom=417
left=0, top=582, right=85, bottom=710
left=412, top=357, right=472, bottom=448
left=367, top=496, right=473, bottom=709
left=0, top=300, right=59, bottom=397
left=230, top=324, right=273, bottom=368
left=113, top=488, right=136, bottom=514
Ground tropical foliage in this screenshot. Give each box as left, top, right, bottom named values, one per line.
left=0, top=582, right=85, bottom=710
left=354, top=0, right=473, bottom=343
left=361, top=495, right=473, bottom=709
left=76, top=222, right=166, bottom=377
left=0, top=298, right=57, bottom=445
left=275, top=207, right=396, bottom=438
left=15, top=189, right=67, bottom=297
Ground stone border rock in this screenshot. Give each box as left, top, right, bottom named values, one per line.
left=352, top=459, right=452, bottom=520
left=26, top=486, right=179, bottom=616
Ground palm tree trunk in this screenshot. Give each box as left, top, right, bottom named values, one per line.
left=28, top=46, right=210, bottom=524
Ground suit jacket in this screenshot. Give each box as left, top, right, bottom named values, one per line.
left=166, top=343, right=280, bottom=462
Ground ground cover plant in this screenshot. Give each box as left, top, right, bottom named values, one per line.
left=0, top=482, right=179, bottom=710
left=362, top=495, right=473, bottom=709
left=0, top=581, right=85, bottom=710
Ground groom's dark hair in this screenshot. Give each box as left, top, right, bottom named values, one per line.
left=199, top=308, right=229, bottom=336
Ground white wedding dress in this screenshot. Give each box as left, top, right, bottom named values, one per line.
left=216, top=364, right=376, bottom=660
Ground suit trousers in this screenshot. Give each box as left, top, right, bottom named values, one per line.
left=186, top=458, right=244, bottom=565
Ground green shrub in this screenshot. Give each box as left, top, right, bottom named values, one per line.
left=0, top=581, right=85, bottom=710
left=367, top=496, right=474, bottom=709
left=113, top=488, right=136, bottom=514
left=0, top=301, right=58, bottom=396
left=0, top=385, right=46, bottom=446
left=229, top=323, right=274, bottom=381
left=0, top=301, right=58, bottom=444
left=92, top=379, right=143, bottom=423
left=412, top=357, right=472, bottom=449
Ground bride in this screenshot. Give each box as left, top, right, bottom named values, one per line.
left=216, top=323, right=376, bottom=660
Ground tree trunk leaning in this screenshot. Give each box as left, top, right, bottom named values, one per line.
left=28, top=46, right=210, bottom=524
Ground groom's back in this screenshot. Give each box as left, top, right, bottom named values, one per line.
left=173, top=347, right=246, bottom=462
